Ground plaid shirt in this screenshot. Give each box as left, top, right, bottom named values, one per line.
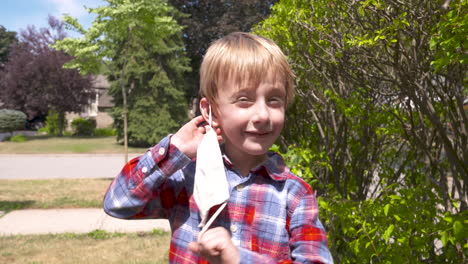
left=104, top=135, right=333, bottom=264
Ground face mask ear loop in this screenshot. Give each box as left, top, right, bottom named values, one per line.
left=208, top=104, right=213, bottom=128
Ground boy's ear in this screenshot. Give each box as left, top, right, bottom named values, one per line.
left=199, top=97, right=219, bottom=126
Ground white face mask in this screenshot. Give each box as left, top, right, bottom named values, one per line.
left=193, top=105, right=230, bottom=234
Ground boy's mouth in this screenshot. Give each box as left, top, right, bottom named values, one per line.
left=245, top=131, right=271, bottom=137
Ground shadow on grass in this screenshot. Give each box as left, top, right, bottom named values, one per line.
left=25, top=135, right=116, bottom=141
left=99, top=178, right=114, bottom=182
left=0, top=200, right=35, bottom=212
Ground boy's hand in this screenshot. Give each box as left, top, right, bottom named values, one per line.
left=188, top=227, right=240, bottom=264
left=171, top=115, right=222, bottom=159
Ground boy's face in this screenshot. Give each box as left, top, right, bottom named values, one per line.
left=214, top=71, right=286, bottom=164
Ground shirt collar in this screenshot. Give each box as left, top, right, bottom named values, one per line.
left=222, top=152, right=289, bottom=182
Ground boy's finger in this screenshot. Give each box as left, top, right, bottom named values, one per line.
left=188, top=242, right=199, bottom=253
left=197, top=126, right=205, bottom=135
left=192, top=115, right=206, bottom=126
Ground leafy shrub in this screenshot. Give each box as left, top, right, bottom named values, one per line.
left=40, top=110, right=60, bottom=136
left=8, top=134, right=28, bottom=142
left=277, top=147, right=466, bottom=263
left=318, top=188, right=466, bottom=263
left=94, top=127, right=116, bottom=137
left=71, top=117, right=96, bottom=136
left=0, top=109, right=27, bottom=133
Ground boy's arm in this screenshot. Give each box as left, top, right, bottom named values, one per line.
left=286, top=189, right=333, bottom=263
left=103, top=135, right=191, bottom=219
left=103, top=116, right=215, bottom=219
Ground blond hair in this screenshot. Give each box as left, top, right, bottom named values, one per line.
left=199, top=32, right=294, bottom=106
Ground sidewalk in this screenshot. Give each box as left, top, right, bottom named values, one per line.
left=0, top=153, right=140, bottom=179
left=0, top=208, right=170, bottom=236
left=0, top=153, right=169, bottom=236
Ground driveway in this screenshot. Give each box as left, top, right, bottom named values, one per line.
left=0, top=153, right=140, bottom=179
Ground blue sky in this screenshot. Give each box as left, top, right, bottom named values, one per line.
left=0, top=0, right=104, bottom=38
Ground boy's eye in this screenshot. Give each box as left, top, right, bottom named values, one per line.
left=235, top=97, right=252, bottom=107
left=268, top=97, right=285, bottom=107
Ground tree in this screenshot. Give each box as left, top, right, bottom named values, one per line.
left=0, top=25, right=18, bottom=69
left=168, top=0, right=278, bottom=100
left=55, top=0, right=190, bottom=155
left=256, top=0, right=466, bottom=262
left=0, top=16, right=93, bottom=135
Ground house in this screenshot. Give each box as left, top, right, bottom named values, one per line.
left=66, top=75, right=114, bottom=129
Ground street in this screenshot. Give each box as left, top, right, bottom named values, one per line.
left=0, top=153, right=140, bottom=179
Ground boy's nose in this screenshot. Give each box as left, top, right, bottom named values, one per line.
left=253, top=101, right=270, bottom=123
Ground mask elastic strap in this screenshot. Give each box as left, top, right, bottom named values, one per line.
left=208, top=104, right=212, bottom=127
left=199, top=202, right=227, bottom=237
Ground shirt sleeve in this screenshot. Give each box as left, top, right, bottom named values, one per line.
left=103, top=135, right=191, bottom=220
left=238, top=187, right=334, bottom=264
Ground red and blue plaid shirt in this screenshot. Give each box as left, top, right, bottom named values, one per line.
left=104, top=135, right=333, bottom=263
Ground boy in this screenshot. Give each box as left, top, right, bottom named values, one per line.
left=104, top=32, right=333, bottom=263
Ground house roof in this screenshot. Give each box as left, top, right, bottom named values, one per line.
left=98, top=88, right=114, bottom=108
left=92, top=74, right=110, bottom=89
left=91, top=75, right=114, bottom=108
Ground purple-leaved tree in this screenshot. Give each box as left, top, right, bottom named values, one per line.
left=0, top=16, right=92, bottom=135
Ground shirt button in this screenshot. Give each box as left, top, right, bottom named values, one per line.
left=236, top=184, right=244, bottom=191
left=158, top=147, right=165, bottom=155
left=141, top=167, right=148, bottom=173
left=230, top=225, right=238, bottom=233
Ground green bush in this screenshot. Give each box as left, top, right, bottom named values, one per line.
left=8, top=134, right=28, bottom=142
left=318, top=188, right=466, bottom=263
left=94, top=127, right=116, bottom=137
left=276, top=146, right=467, bottom=263
left=71, top=117, right=96, bottom=136
left=41, top=110, right=60, bottom=136
left=0, top=109, right=27, bottom=133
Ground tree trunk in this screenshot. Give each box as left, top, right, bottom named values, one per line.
left=122, top=76, right=128, bottom=163
left=57, top=111, right=65, bottom=137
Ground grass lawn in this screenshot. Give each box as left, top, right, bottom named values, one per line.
left=0, top=178, right=112, bottom=213
left=0, top=230, right=170, bottom=264
left=0, top=135, right=142, bottom=212
left=0, top=136, right=172, bottom=262
left=0, top=135, right=147, bottom=154
left=0, top=179, right=172, bottom=263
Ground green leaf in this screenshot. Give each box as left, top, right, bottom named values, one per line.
left=443, top=216, right=453, bottom=223
left=383, top=224, right=394, bottom=243
left=453, top=221, right=464, bottom=240
left=384, top=204, right=390, bottom=216
left=389, top=195, right=401, bottom=200
left=441, top=231, right=448, bottom=246
left=397, top=237, right=407, bottom=244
